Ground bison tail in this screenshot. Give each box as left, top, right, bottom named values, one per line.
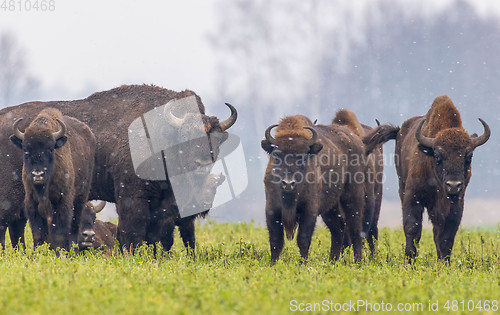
left=362, top=124, right=399, bottom=155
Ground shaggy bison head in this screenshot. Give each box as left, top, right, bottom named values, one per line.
left=164, top=103, right=237, bottom=179
left=416, top=118, right=490, bottom=196
left=10, top=118, right=68, bottom=196
left=78, top=201, right=106, bottom=248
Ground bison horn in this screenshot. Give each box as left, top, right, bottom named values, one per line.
left=264, top=124, right=279, bottom=145
left=415, top=119, right=435, bottom=148
left=471, top=118, right=490, bottom=148
left=93, top=201, right=106, bottom=214
left=13, top=118, right=25, bottom=141
left=52, top=118, right=66, bottom=139
left=220, top=103, right=237, bottom=131
left=303, top=127, right=318, bottom=146
left=164, top=106, right=186, bottom=128
left=375, top=119, right=381, bottom=126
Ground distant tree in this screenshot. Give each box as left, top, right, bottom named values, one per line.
left=0, top=32, right=40, bottom=107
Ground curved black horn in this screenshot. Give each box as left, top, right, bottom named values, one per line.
left=415, top=119, right=435, bottom=148
left=220, top=103, right=238, bottom=131
left=264, top=124, right=279, bottom=145
left=303, top=127, right=318, bottom=146
left=375, top=119, right=381, bottom=126
left=471, top=118, right=490, bottom=148
left=12, top=118, right=25, bottom=141
left=52, top=118, right=66, bottom=139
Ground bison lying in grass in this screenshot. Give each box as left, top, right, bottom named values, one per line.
left=78, top=201, right=117, bottom=250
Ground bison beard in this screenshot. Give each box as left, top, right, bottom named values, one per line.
left=0, top=85, right=236, bottom=251
left=363, top=95, right=490, bottom=262
left=281, top=192, right=298, bottom=240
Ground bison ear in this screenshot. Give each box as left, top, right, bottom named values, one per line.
left=308, top=143, right=323, bottom=155
left=9, top=135, right=23, bottom=149
left=54, top=136, right=68, bottom=149
left=418, top=144, right=434, bottom=156
left=261, top=140, right=275, bottom=154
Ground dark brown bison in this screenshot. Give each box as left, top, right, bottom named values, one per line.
left=332, top=109, right=384, bottom=253
left=0, top=85, right=237, bottom=251
left=363, top=95, right=490, bottom=261
left=10, top=108, right=95, bottom=250
left=78, top=201, right=117, bottom=250
left=262, top=115, right=365, bottom=263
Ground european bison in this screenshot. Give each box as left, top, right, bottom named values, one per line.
left=10, top=108, right=95, bottom=250
left=332, top=109, right=384, bottom=253
left=363, top=95, right=490, bottom=261
left=78, top=201, right=117, bottom=250
left=0, top=85, right=237, bottom=251
left=262, top=115, right=365, bottom=263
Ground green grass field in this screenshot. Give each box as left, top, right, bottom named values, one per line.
left=0, top=222, right=498, bottom=314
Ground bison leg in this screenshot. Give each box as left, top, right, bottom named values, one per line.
left=296, top=212, right=317, bottom=262
left=435, top=204, right=463, bottom=262
left=341, top=192, right=364, bottom=262
left=177, top=216, right=196, bottom=252
left=48, top=204, right=73, bottom=251
left=321, top=207, right=345, bottom=261
left=402, top=195, right=424, bottom=261
left=115, top=196, right=150, bottom=252
left=8, top=217, right=27, bottom=248
left=28, top=210, right=48, bottom=247
left=160, top=222, right=175, bottom=252
left=266, top=207, right=284, bottom=264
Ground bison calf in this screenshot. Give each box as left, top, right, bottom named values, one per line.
left=363, top=95, right=490, bottom=261
left=262, top=115, right=365, bottom=263
left=78, top=201, right=117, bottom=250
left=10, top=108, right=95, bottom=251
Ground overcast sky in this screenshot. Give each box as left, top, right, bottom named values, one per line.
left=0, top=0, right=218, bottom=100
left=1, top=0, right=500, bottom=102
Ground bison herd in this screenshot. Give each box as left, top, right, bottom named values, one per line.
left=0, top=85, right=490, bottom=263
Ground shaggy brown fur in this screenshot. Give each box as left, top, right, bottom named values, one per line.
left=10, top=108, right=95, bottom=250
left=363, top=95, right=490, bottom=261
left=0, top=85, right=237, bottom=251
left=332, top=109, right=364, bottom=137
left=332, top=109, right=383, bottom=254
left=262, top=115, right=365, bottom=263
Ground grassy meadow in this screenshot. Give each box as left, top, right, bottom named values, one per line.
left=0, top=221, right=498, bottom=314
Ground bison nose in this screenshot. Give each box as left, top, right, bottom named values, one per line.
left=445, top=181, right=463, bottom=195
left=281, top=179, right=296, bottom=192
left=82, top=229, right=95, bottom=239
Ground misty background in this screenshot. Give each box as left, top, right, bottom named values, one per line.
left=1, top=0, right=499, bottom=226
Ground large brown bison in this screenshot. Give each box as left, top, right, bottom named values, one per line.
left=363, top=95, right=490, bottom=261
left=78, top=201, right=117, bottom=250
left=10, top=108, right=95, bottom=250
left=262, top=115, right=365, bottom=263
left=332, top=109, right=384, bottom=253
left=0, top=85, right=237, bottom=251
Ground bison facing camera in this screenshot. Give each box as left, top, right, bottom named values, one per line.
left=128, top=96, right=248, bottom=218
